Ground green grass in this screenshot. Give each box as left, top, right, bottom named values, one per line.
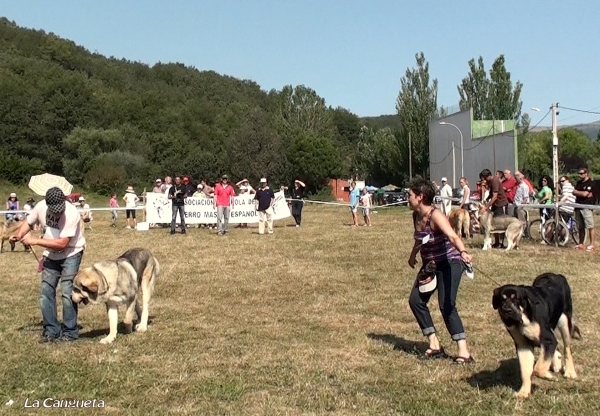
left=1, top=199, right=600, bottom=415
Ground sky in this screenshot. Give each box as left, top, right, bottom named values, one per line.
left=2, top=0, right=600, bottom=128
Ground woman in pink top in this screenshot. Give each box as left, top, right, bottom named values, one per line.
left=109, top=194, right=119, bottom=227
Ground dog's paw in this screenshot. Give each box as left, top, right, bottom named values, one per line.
left=563, top=369, right=577, bottom=379
left=99, top=336, right=116, bottom=344
left=515, top=390, right=531, bottom=399
left=135, top=324, right=147, bottom=333
left=533, top=370, right=556, bottom=381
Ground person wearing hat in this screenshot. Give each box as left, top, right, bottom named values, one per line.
left=10, top=187, right=86, bottom=343
left=254, top=178, right=275, bottom=235
left=406, top=178, right=474, bottom=364
left=193, top=183, right=204, bottom=198
left=168, top=176, right=188, bottom=235
left=5, top=192, right=19, bottom=221
left=123, top=186, right=140, bottom=229
left=235, top=179, right=255, bottom=228
left=152, top=179, right=164, bottom=194
left=290, top=179, right=306, bottom=227
left=78, top=196, right=93, bottom=228
left=182, top=176, right=196, bottom=198
left=213, top=174, right=236, bottom=235
left=439, top=177, right=453, bottom=217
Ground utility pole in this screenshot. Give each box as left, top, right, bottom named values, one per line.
left=452, top=141, right=456, bottom=188
left=408, top=132, right=413, bottom=181
left=551, top=103, right=560, bottom=246
left=551, top=103, right=559, bottom=192
left=492, top=118, right=496, bottom=172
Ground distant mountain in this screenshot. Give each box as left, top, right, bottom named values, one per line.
left=522, top=120, right=599, bottom=141
left=567, top=120, right=600, bottom=140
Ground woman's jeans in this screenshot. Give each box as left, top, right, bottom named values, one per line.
left=40, top=251, right=83, bottom=339
left=408, top=259, right=466, bottom=341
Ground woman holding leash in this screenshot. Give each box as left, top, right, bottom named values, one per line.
left=407, top=178, right=474, bottom=364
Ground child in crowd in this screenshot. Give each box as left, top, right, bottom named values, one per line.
left=109, top=193, right=119, bottom=227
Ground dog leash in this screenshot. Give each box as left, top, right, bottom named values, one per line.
left=469, top=262, right=502, bottom=287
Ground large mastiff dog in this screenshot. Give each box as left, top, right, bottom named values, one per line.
left=492, top=273, right=580, bottom=399
left=72, top=248, right=160, bottom=344
left=472, top=202, right=523, bottom=251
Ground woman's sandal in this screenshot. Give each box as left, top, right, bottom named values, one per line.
left=452, top=356, right=475, bottom=365
left=419, top=348, right=448, bottom=360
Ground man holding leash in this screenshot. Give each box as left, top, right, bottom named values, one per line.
left=10, top=187, right=86, bottom=343
left=479, top=169, right=509, bottom=248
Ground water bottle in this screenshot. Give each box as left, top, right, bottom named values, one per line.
left=568, top=217, right=573, bottom=230
left=464, top=262, right=474, bottom=280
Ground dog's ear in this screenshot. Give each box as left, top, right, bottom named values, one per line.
left=492, top=287, right=504, bottom=310
left=91, top=266, right=109, bottom=295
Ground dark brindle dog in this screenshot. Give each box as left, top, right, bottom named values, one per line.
left=492, top=273, right=581, bottom=398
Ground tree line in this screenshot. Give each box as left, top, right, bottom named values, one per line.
left=0, top=18, right=597, bottom=196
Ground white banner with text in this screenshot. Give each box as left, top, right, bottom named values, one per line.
left=145, top=191, right=291, bottom=224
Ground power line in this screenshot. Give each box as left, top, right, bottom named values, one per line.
left=559, top=104, right=600, bottom=122
left=559, top=106, right=600, bottom=115
left=430, top=146, right=453, bottom=165
left=527, top=108, right=552, bottom=131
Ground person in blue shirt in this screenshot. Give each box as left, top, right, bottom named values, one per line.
left=349, top=182, right=360, bottom=227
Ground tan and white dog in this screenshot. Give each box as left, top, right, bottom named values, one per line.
left=471, top=202, right=524, bottom=251
left=448, top=208, right=471, bottom=239
left=72, top=248, right=159, bottom=344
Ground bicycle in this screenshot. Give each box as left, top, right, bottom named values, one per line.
left=541, top=211, right=580, bottom=247
left=525, top=205, right=553, bottom=242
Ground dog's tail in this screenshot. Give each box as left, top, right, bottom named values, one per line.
left=570, top=320, right=582, bottom=340
left=149, top=257, right=159, bottom=294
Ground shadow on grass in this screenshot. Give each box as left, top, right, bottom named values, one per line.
left=366, top=333, right=429, bottom=356
left=79, top=317, right=155, bottom=339
left=465, top=358, right=522, bottom=391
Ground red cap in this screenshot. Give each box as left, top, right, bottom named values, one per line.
left=183, top=177, right=189, bottom=182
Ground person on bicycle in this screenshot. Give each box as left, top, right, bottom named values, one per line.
left=558, top=176, right=576, bottom=222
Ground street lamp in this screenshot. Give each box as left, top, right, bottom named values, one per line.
left=439, top=122, right=464, bottom=179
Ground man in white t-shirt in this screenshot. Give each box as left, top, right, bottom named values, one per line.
left=10, top=187, right=86, bottom=343
left=78, top=196, right=93, bottom=228
left=439, top=177, right=453, bottom=217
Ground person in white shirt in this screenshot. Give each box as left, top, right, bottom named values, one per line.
left=360, top=188, right=373, bottom=226
left=558, top=176, right=576, bottom=219
left=513, top=171, right=530, bottom=206
left=123, top=186, right=139, bottom=229
left=10, top=187, right=86, bottom=342
left=512, top=171, right=531, bottom=228
left=458, top=177, right=470, bottom=209
left=162, top=176, right=172, bottom=196
left=78, top=196, right=93, bottom=228
left=439, top=177, right=453, bottom=217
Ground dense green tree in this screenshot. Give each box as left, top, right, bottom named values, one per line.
left=395, top=52, right=438, bottom=178
left=287, top=133, right=342, bottom=192
left=457, top=55, right=523, bottom=121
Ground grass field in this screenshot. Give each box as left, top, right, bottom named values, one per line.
left=1, top=201, right=600, bottom=415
